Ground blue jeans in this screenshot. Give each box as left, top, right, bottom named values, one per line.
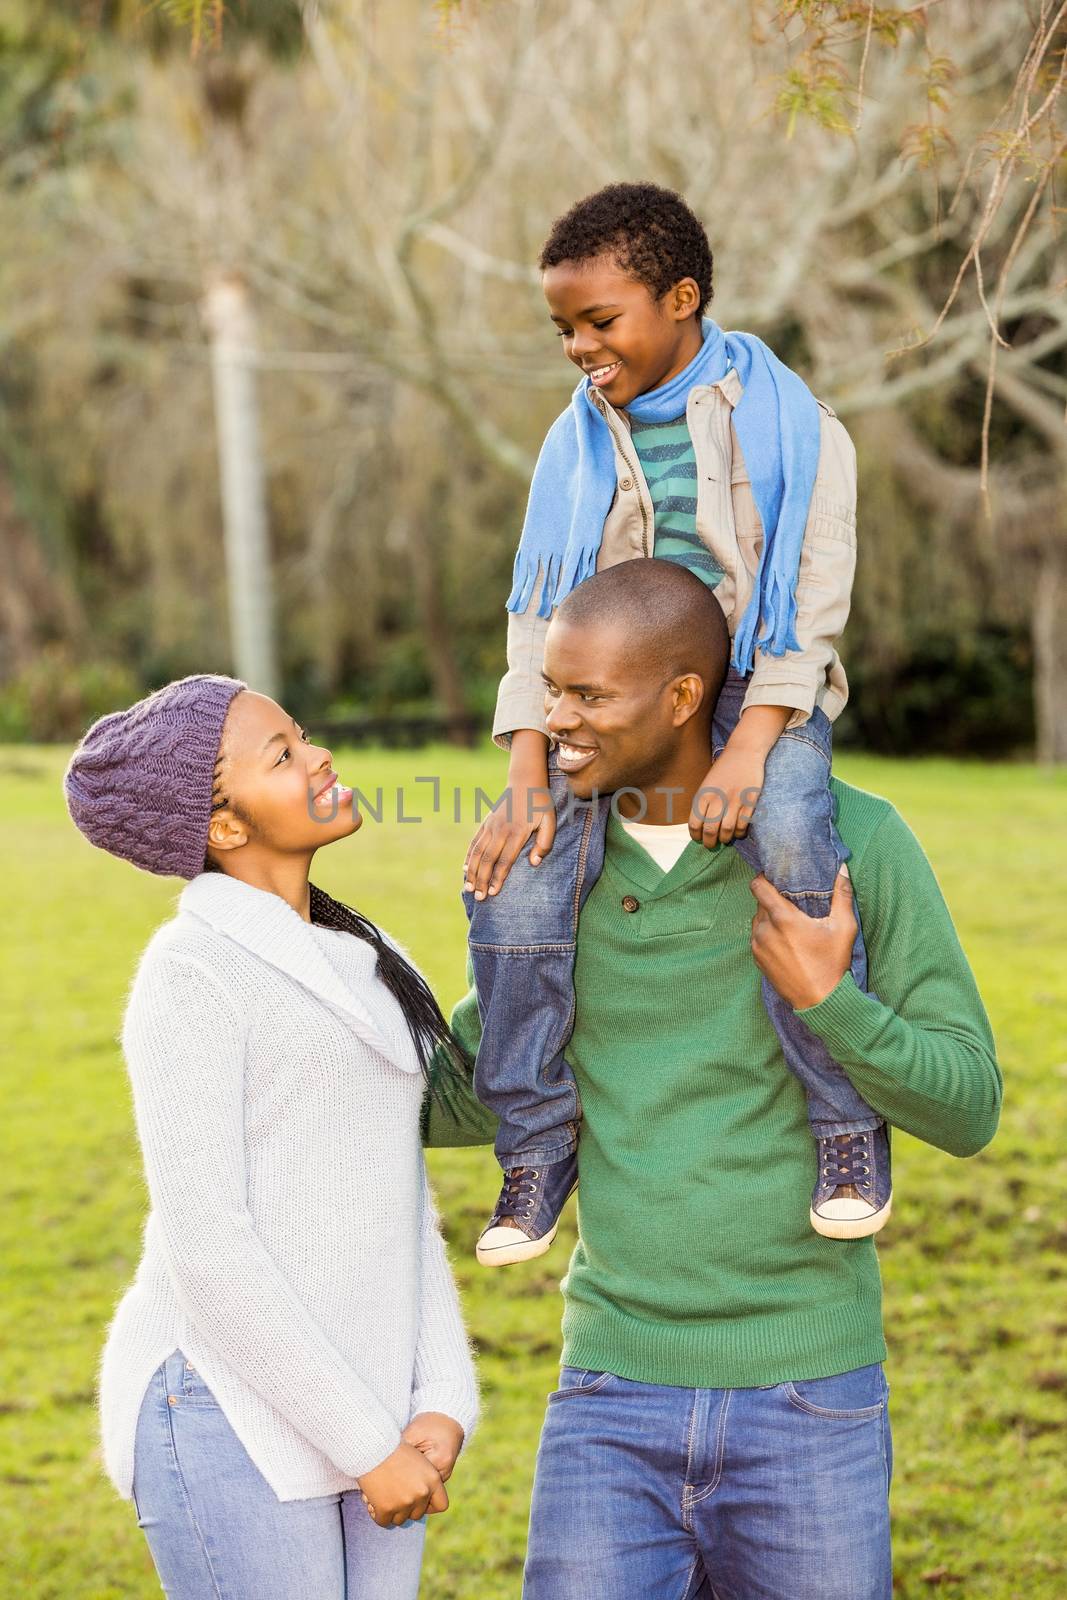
left=131, top=1351, right=425, bottom=1600
left=523, top=1363, right=893, bottom=1599
left=466, top=668, right=879, bottom=1167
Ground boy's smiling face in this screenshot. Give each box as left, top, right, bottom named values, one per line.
left=543, top=253, right=703, bottom=408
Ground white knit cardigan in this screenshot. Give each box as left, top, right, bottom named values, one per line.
left=100, top=870, right=480, bottom=1503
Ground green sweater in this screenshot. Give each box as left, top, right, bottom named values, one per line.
left=426, top=779, right=1001, bottom=1387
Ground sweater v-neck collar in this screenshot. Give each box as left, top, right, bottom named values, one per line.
left=604, top=810, right=729, bottom=899
left=179, top=872, right=407, bottom=1067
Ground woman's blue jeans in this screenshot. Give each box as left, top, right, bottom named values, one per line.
left=131, top=1351, right=425, bottom=1600
left=522, top=1363, right=893, bottom=1599
left=466, top=669, right=879, bottom=1168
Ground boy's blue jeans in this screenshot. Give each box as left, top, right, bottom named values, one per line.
left=522, top=1362, right=893, bottom=1599
left=465, top=668, right=881, bottom=1169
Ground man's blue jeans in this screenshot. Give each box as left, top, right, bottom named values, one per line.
left=523, top=1363, right=893, bottom=1599
left=466, top=668, right=879, bottom=1168
left=131, top=1352, right=425, bottom=1600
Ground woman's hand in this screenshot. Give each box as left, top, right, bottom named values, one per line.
left=356, top=1441, right=449, bottom=1528
left=401, top=1411, right=465, bottom=1482
left=464, top=733, right=555, bottom=901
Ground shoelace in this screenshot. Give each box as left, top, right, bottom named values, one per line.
left=821, top=1132, right=873, bottom=1195
left=495, top=1166, right=540, bottom=1221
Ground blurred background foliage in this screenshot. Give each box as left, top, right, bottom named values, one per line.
left=0, top=0, right=1063, bottom=756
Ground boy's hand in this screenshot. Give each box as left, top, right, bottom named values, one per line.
left=690, top=743, right=765, bottom=849
left=750, top=865, right=858, bottom=1009
left=464, top=788, right=556, bottom=900
left=464, top=741, right=556, bottom=900
left=401, top=1412, right=465, bottom=1482
left=691, top=705, right=792, bottom=849
left=357, top=1441, right=449, bottom=1528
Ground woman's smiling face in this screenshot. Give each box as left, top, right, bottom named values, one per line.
left=205, top=690, right=359, bottom=867
left=542, top=254, right=703, bottom=409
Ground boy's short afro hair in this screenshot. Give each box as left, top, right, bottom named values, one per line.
left=539, top=182, right=714, bottom=313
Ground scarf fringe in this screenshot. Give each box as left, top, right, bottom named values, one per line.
left=506, top=544, right=599, bottom=620
left=732, top=551, right=803, bottom=671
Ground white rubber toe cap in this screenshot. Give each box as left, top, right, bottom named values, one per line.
left=811, top=1196, right=892, bottom=1241
left=475, top=1221, right=558, bottom=1268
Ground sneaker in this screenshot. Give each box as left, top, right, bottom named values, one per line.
left=475, top=1153, right=579, bottom=1267
left=810, top=1125, right=892, bottom=1240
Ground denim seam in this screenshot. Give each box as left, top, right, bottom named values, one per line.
left=526, top=798, right=598, bottom=1121
left=687, top=1389, right=731, bottom=1508
left=468, top=941, right=576, bottom=954
left=881, top=1398, right=892, bottom=1494
left=502, top=1136, right=578, bottom=1166
left=682, top=1551, right=710, bottom=1600
left=777, top=728, right=831, bottom=764
left=161, top=1365, right=226, bottom=1600
left=680, top=1390, right=701, bottom=1535
left=570, top=799, right=597, bottom=938
left=553, top=1370, right=614, bottom=1398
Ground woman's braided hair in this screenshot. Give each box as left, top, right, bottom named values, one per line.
left=307, top=881, right=472, bottom=1115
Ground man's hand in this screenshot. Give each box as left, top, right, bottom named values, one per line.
left=749, top=864, right=858, bottom=1010
left=401, top=1411, right=465, bottom=1482
left=356, top=1441, right=449, bottom=1528
left=690, top=745, right=765, bottom=849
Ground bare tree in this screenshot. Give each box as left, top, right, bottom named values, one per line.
left=9, top=0, right=1063, bottom=753
left=266, top=0, right=1064, bottom=752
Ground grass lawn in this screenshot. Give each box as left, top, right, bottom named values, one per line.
left=1, top=742, right=1065, bottom=1599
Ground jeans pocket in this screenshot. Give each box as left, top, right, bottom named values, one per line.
left=551, top=1366, right=615, bottom=1399
left=180, top=1356, right=219, bottom=1407
left=784, top=1363, right=886, bottom=1420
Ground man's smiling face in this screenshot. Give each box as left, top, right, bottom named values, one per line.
left=543, top=616, right=686, bottom=800
left=542, top=254, right=703, bottom=409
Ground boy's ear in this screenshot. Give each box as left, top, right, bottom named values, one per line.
left=670, top=277, right=702, bottom=320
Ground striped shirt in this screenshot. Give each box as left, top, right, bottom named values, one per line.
left=628, top=413, right=725, bottom=590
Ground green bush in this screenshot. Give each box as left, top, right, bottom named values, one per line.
left=837, top=627, right=1034, bottom=757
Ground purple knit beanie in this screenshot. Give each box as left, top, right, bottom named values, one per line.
left=62, top=674, right=248, bottom=879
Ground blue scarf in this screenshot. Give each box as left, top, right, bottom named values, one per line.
left=505, top=316, right=821, bottom=674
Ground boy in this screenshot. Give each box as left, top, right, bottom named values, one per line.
left=464, top=182, right=889, bottom=1263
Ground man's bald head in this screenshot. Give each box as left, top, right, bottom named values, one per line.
left=556, top=558, right=730, bottom=703
left=543, top=560, right=731, bottom=802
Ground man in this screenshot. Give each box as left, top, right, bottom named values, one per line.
left=425, top=562, right=1000, bottom=1599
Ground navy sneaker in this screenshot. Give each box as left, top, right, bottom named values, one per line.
left=810, top=1125, right=892, bottom=1239
left=476, top=1152, right=579, bottom=1267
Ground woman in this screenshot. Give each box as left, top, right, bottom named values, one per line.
left=62, top=674, right=479, bottom=1599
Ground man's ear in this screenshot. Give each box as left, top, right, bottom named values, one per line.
left=671, top=672, right=707, bottom=727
